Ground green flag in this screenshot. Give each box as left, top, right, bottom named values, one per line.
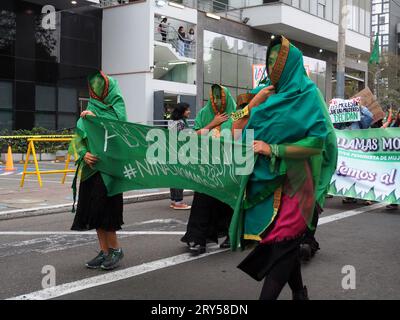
left=369, top=33, right=380, bottom=64
left=79, top=116, right=256, bottom=209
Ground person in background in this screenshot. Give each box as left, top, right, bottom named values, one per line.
left=389, top=110, right=400, bottom=127
left=159, top=18, right=168, bottom=43
left=186, top=28, right=195, bottom=57
left=381, top=109, right=399, bottom=211
left=180, top=84, right=237, bottom=255
left=168, top=103, right=192, bottom=210
left=177, top=26, right=186, bottom=56
left=188, top=28, right=195, bottom=42
left=381, top=108, right=394, bottom=128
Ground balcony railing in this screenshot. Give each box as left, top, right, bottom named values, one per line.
left=155, top=22, right=196, bottom=59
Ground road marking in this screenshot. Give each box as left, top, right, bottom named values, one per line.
left=318, top=203, right=386, bottom=225
left=0, top=231, right=185, bottom=236
left=0, top=191, right=173, bottom=217
left=7, top=246, right=228, bottom=300
left=0, top=177, right=72, bottom=184
left=0, top=172, right=15, bottom=176
left=3, top=202, right=388, bottom=300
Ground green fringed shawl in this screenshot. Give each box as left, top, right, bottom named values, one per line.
left=194, top=84, right=237, bottom=134
left=71, top=71, right=127, bottom=211
left=230, top=37, right=337, bottom=250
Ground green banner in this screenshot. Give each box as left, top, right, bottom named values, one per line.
left=82, top=116, right=256, bottom=209
left=329, top=128, right=400, bottom=204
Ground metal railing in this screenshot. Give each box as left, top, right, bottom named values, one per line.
left=148, top=119, right=195, bottom=128
left=197, top=0, right=243, bottom=21
left=98, top=0, right=244, bottom=23
left=155, top=22, right=196, bottom=59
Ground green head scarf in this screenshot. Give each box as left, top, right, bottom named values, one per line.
left=70, top=70, right=127, bottom=211
left=230, top=36, right=337, bottom=249
left=194, top=84, right=237, bottom=135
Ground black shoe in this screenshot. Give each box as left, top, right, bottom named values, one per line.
left=292, top=286, right=309, bottom=300
left=342, top=197, right=357, bottom=204
left=85, top=251, right=108, bottom=269
left=189, top=243, right=206, bottom=256
left=219, top=236, right=231, bottom=249
left=101, top=248, right=124, bottom=270
left=300, top=243, right=312, bottom=262
left=386, top=204, right=399, bottom=211
left=309, top=239, right=320, bottom=257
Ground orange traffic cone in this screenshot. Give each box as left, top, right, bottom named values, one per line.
left=5, top=145, right=16, bottom=171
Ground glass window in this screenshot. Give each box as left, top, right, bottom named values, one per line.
left=238, top=56, right=253, bottom=89
left=35, top=85, right=56, bottom=111
left=221, top=35, right=238, bottom=54
left=238, top=40, right=254, bottom=57
left=372, top=15, right=378, bottom=25
left=372, top=3, right=382, bottom=14
left=383, top=3, right=389, bottom=13
left=204, top=31, right=223, bottom=50
left=0, top=110, right=12, bottom=130
left=221, top=52, right=238, bottom=87
left=58, top=114, right=77, bottom=130
left=379, top=23, right=389, bottom=34
left=254, top=44, right=267, bottom=61
left=203, top=83, right=212, bottom=101
left=35, top=113, right=56, bottom=130
left=204, top=48, right=221, bottom=84
left=382, top=35, right=389, bottom=45
left=0, top=81, right=12, bottom=109
left=58, top=87, right=77, bottom=113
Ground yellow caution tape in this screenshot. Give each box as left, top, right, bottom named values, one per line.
left=0, top=135, right=75, bottom=139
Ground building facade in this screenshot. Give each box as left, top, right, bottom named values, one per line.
left=0, top=0, right=373, bottom=129
left=371, top=0, right=400, bottom=55
left=0, top=0, right=102, bottom=131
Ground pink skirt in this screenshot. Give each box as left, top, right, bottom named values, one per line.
left=261, top=193, right=307, bottom=244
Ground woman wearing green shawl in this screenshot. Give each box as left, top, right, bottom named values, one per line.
left=71, top=70, right=127, bottom=271
left=230, top=36, right=337, bottom=300
left=181, top=84, right=237, bottom=255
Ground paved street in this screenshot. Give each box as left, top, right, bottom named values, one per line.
left=0, top=162, right=175, bottom=215
left=0, top=196, right=399, bottom=300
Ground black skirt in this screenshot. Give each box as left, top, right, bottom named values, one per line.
left=237, top=237, right=302, bottom=282
left=181, top=192, right=233, bottom=246
left=71, top=172, right=124, bottom=232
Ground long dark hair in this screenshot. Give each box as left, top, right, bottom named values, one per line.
left=171, top=102, right=190, bottom=121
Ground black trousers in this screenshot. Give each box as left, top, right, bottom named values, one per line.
left=302, top=203, right=322, bottom=245
left=259, top=246, right=304, bottom=300
left=181, top=192, right=233, bottom=246
left=170, top=188, right=184, bottom=202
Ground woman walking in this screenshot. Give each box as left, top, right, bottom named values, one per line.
left=181, top=84, right=237, bottom=254
left=71, top=70, right=127, bottom=271
left=230, top=36, right=337, bottom=300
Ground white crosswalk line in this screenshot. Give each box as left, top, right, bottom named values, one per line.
left=4, top=202, right=388, bottom=300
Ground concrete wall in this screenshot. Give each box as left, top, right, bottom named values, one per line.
left=102, top=2, right=152, bottom=74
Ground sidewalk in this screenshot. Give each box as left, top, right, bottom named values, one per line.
left=0, top=162, right=192, bottom=220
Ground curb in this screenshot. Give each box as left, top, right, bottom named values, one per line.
left=0, top=190, right=194, bottom=221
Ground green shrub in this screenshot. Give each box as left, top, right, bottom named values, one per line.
left=0, top=127, right=75, bottom=154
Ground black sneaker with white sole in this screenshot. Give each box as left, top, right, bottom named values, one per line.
left=85, top=251, right=108, bottom=269
left=101, top=248, right=124, bottom=270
